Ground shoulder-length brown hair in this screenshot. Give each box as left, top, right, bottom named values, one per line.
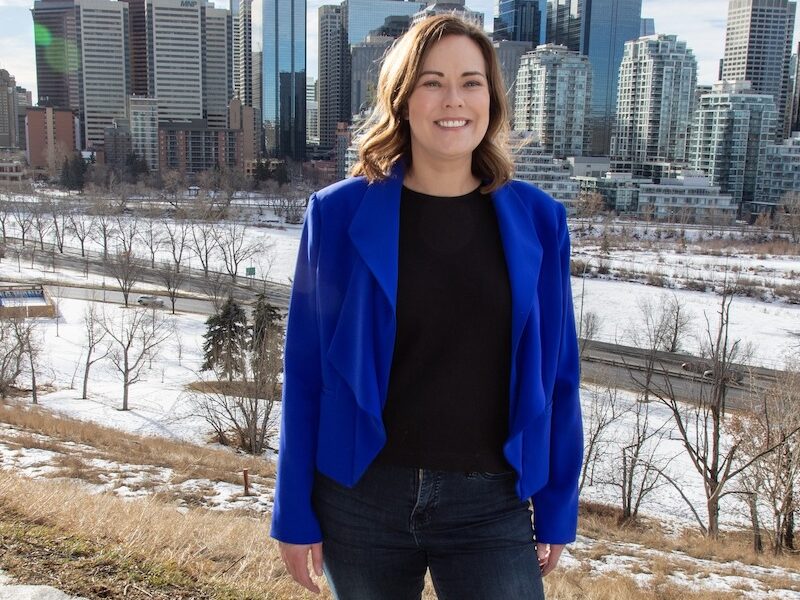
left=350, top=15, right=514, bottom=193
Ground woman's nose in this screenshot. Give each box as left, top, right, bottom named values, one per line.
left=443, top=86, right=464, bottom=108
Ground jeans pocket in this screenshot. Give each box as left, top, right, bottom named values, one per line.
left=474, top=470, right=516, bottom=481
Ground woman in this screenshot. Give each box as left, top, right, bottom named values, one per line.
left=271, top=14, right=583, bottom=599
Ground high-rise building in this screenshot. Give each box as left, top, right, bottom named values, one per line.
left=319, top=4, right=349, bottom=151
left=514, top=44, right=592, bottom=157
left=611, top=35, right=697, bottom=179
left=75, top=0, right=130, bottom=149
left=411, top=1, right=484, bottom=28
left=128, top=95, right=158, bottom=171
left=104, top=118, right=132, bottom=167
left=495, top=0, right=547, bottom=44
left=261, top=0, right=306, bottom=159
left=546, top=0, right=643, bottom=155
left=158, top=120, right=242, bottom=173
left=235, top=0, right=252, bottom=106
left=25, top=106, right=80, bottom=174
left=640, top=17, right=654, bottom=36
left=721, top=0, right=796, bottom=139
left=494, top=39, right=534, bottom=120
left=351, top=35, right=393, bottom=117
left=0, top=70, right=19, bottom=149
left=688, top=80, right=778, bottom=218
left=204, top=5, right=233, bottom=129
left=344, top=0, right=423, bottom=45
left=146, top=0, right=231, bottom=128
left=32, top=0, right=130, bottom=149
left=756, top=132, right=800, bottom=213
left=306, top=77, right=319, bottom=145
left=16, top=86, right=33, bottom=151
left=790, top=46, right=800, bottom=132
left=229, top=97, right=258, bottom=169
left=31, top=0, right=81, bottom=111
left=146, top=0, right=203, bottom=122
left=127, top=0, right=148, bottom=96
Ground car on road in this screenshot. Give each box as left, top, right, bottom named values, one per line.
left=136, top=295, right=165, bottom=308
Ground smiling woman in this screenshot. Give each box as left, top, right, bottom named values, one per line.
left=271, top=13, right=583, bottom=600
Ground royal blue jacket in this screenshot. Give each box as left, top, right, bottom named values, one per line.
left=270, top=163, right=583, bottom=545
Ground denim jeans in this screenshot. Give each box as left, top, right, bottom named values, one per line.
left=311, top=463, right=545, bottom=600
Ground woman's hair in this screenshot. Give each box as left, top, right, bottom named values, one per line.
left=350, top=15, right=514, bottom=193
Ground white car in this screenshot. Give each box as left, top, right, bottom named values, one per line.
left=136, top=295, right=165, bottom=308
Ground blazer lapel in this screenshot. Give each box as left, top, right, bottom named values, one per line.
left=491, top=183, right=543, bottom=362
left=347, top=165, right=404, bottom=310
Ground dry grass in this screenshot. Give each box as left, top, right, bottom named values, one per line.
left=0, top=401, right=274, bottom=486
left=3, top=403, right=800, bottom=599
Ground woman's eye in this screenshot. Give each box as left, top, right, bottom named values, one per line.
left=465, top=80, right=482, bottom=87
left=422, top=80, right=440, bottom=87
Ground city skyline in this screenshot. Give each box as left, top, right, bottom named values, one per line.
left=0, top=0, right=799, bottom=110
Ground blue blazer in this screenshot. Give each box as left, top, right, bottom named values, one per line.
left=270, top=163, right=583, bottom=545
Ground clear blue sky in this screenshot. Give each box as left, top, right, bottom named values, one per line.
left=1, top=0, right=798, bottom=102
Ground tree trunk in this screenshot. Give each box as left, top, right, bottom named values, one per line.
left=82, top=351, right=92, bottom=399
left=749, top=493, right=763, bottom=554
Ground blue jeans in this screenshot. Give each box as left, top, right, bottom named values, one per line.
left=311, top=463, right=545, bottom=600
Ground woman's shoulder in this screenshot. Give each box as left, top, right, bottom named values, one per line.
left=312, top=175, right=370, bottom=205
left=505, top=179, right=567, bottom=223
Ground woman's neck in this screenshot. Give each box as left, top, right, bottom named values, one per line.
left=403, top=162, right=481, bottom=197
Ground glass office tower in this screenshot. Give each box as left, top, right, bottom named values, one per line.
left=495, top=0, right=547, bottom=44
left=547, top=0, right=642, bottom=155
left=261, top=0, right=305, bottom=159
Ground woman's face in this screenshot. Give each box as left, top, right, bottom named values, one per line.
left=405, top=34, right=491, bottom=169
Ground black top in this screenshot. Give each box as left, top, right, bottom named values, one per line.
left=375, top=185, right=513, bottom=473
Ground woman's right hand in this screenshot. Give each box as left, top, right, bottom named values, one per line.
left=279, top=541, right=324, bottom=594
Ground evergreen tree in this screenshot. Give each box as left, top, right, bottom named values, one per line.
left=201, top=297, right=249, bottom=381
left=60, top=154, right=86, bottom=190
left=251, top=293, right=283, bottom=384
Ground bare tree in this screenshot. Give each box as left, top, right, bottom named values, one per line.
left=107, top=249, right=144, bottom=307
left=606, top=393, right=671, bottom=522
left=11, top=203, right=33, bottom=247
left=164, top=220, right=190, bottom=273
left=0, top=318, right=26, bottom=398
left=157, top=260, right=185, bottom=314
left=10, top=318, right=42, bottom=405
left=91, top=212, right=118, bottom=260
left=580, top=382, right=624, bottom=493
left=30, top=203, right=52, bottom=251
left=778, top=191, right=800, bottom=243
left=49, top=201, right=71, bottom=254
left=0, top=197, right=12, bottom=241
left=201, top=271, right=234, bottom=312
left=68, top=212, right=95, bottom=258
left=731, top=364, right=800, bottom=554
left=646, top=283, right=799, bottom=537
left=137, top=219, right=165, bottom=268
left=81, top=304, right=109, bottom=399
left=188, top=322, right=281, bottom=454
left=100, top=306, right=171, bottom=411
left=215, top=222, right=262, bottom=282
left=114, top=215, right=139, bottom=256
left=188, top=221, right=220, bottom=276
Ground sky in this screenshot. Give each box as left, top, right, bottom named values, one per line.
left=0, top=0, right=798, bottom=103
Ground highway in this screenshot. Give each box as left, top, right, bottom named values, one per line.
left=2, top=237, right=785, bottom=407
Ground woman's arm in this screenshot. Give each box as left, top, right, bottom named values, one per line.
left=271, top=195, right=325, bottom=544
left=532, top=203, right=584, bottom=545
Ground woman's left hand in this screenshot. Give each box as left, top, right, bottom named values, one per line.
left=536, top=543, right=565, bottom=577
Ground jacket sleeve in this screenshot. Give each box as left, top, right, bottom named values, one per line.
left=532, top=203, right=583, bottom=545
left=270, top=194, right=324, bottom=544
